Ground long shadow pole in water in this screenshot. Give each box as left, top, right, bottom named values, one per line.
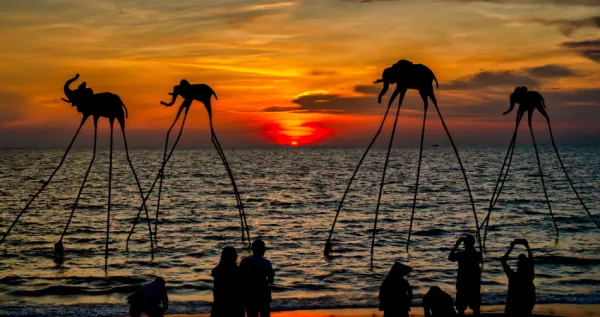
left=406, top=104, right=427, bottom=252
left=371, top=92, right=404, bottom=266
left=433, top=101, right=483, bottom=253
left=481, top=114, right=522, bottom=247
left=546, top=119, right=600, bottom=229
left=529, top=115, right=559, bottom=238
left=126, top=108, right=189, bottom=250
left=324, top=103, right=394, bottom=256
left=58, top=121, right=98, bottom=247
left=0, top=117, right=87, bottom=247
left=105, top=122, right=114, bottom=272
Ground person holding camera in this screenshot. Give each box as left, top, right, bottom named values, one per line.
left=449, top=235, right=482, bottom=317
left=502, top=238, right=536, bottom=316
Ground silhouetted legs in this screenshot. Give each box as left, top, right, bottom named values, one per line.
left=431, top=94, right=482, bottom=252
left=406, top=92, right=428, bottom=252
left=481, top=112, right=523, bottom=247
left=0, top=116, right=88, bottom=247
left=121, top=124, right=155, bottom=256
left=210, top=121, right=252, bottom=247
left=543, top=114, right=600, bottom=229
left=324, top=102, right=394, bottom=256
left=106, top=120, right=114, bottom=272
left=371, top=90, right=405, bottom=266
left=54, top=118, right=99, bottom=262
left=155, top=104, right=186, bottom=241
left=126, top=105, right=189, bottom=249
left=528, top=111, right=559, bottom=238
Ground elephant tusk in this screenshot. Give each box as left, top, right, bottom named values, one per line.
left=61, top=98, right=72, bottom=103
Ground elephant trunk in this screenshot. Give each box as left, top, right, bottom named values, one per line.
left=377, top=81, right=389, bottom=104
left=63, top=74, right=80, bottom=103
left=160, top=86, right=179, bottom=107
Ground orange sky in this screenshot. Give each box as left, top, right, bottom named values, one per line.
left=0, top=0, right=599, bottom=147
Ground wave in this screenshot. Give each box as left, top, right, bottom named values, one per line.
left=535, top=255, right=600, bottom=266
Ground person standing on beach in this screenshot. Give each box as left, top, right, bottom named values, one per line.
left=211, top=246, right=244, bottom=317
left=241, top=239, right=275, bottom=317
left=449, top=235, right=482, bottom=317
left=127, top=277, right=169, bottom=317
left=423, top=286, right=457, bottom=317
left=378, top=262, right=413, bottom=317
left=502, top=239, right=536, bottom=316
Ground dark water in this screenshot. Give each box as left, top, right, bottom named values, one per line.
left=0, top=147, right=599, bottom=316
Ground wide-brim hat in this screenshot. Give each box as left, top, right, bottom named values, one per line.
left=391, top=262, right=413, bottom=275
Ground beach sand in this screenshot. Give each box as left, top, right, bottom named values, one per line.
left=159, top=304, right=600, bottom=317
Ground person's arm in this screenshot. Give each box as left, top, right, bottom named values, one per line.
left=523, top=239, right=533, bottom=260
left=501, top=241, right=515, bottom=276
left=449, top=237, right=463, bottom=262
left=268, top=262, right=275, bottom=285
left=162, top=290, right=169, bottom=311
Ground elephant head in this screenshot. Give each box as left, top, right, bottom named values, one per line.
left=504, top=86, right=528, bottom=115
left=374, top=67, right=395, bottom=104
left=161, top=79, right=191, bottom=107
left=62, top=74, right=94, bottom=112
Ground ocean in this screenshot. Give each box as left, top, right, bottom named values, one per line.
left=0, top=147, right=599, bottom=316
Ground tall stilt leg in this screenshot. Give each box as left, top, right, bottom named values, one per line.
left=126, top=108, right=189, bottom=249
left=529, top=114, right=559, bottom=238
left=106, top=122, right=114, bottom=272
left=55, top=119, right=98, bottom=261
left=324, top=103, right=394, bottom=256
left=121, top=127, right=154, bottom=257
left=481, top=113, right=523, bottom=247
left=154, top=106, right=185, bottom=241
left=407, top=102, right=427, bottom=252
left=371, top=92, right=404, bottom=267
left=545, top=119, right=600, bottom=229
left=1, top=117, right=88, bottom=247
left=211, top=122, right=251, bottom=247
left=432, top=99, right=483, bottom=252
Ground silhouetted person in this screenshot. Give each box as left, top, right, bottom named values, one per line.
left=211, top=247, right=244, bottom=317
left=127, top=277, right=169, bottom=317
left=379, top=262, right=413, bottom=317
left=423, top=286, right=457, bottom=317
left=502, top=239, right=536, bottom=316
left=449, top=235, right=482, bottom=317
left=241, top=240, right=274, bottom=317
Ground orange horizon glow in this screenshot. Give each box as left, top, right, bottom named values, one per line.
left=0, top=1, right=598, bottom=147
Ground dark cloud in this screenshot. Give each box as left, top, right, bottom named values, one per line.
left=354, top=84, right=381, bottom=95
left=290, top=94, right=379, bottom=114
left=524, top=64, right=578, bottom=78
left=444, top=71, right=539, bottom=90
left=561, top=39, right=600, bottom=63
left=531, top=16, right=600, bottom=36
left=262, top=105, right=302, bottom=112
left=309, top=70, right=339, bottom=76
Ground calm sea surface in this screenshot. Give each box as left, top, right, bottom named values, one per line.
left=1, top=147, right=599, bottom=316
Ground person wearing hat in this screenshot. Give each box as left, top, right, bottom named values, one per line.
left=423, top=286, right=457, bottom=317
left=379, top=262, right=413, bottom=317
left=449, top=235, right=482, bottom=317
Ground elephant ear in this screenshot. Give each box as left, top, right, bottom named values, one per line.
left=520, top=86, right=528, bottom=92
left=78, top=82, right=87, bottom=90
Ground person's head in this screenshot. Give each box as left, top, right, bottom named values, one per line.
left=464, top=235, right=475, bottom=249
left=517, top=253, right=528, bottom=271
left=252, top=239, right=266, bottom=257
left=386, top=262, right=412, bottom=280
left=155, top=277, right=166, bottom=287
left=220, top=246, right=238, bottom=266
left=429, top=286, right=443, bottom=296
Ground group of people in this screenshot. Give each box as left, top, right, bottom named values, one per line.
left=126, top=236, right=535, bottom=317
left=379, top=235, right=536, bottom=317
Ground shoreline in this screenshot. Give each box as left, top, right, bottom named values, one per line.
left=111, top=304, right=600, bottom=317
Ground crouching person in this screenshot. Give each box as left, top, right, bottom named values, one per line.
left=127, top=277, right=169, bottom=317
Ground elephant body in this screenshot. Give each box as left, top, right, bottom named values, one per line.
left=506, top=86, right=548, bottom=121
left=161, top=80, right=217, bottom=117
left=375, top=60, right=439, bottom=107
left=63, top=74, right=128, bottom=128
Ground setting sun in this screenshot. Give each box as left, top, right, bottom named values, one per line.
left=291, top=141, right=299, bottom=146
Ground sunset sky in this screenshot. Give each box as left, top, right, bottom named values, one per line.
left=0, top=0, right=599, bottom=147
